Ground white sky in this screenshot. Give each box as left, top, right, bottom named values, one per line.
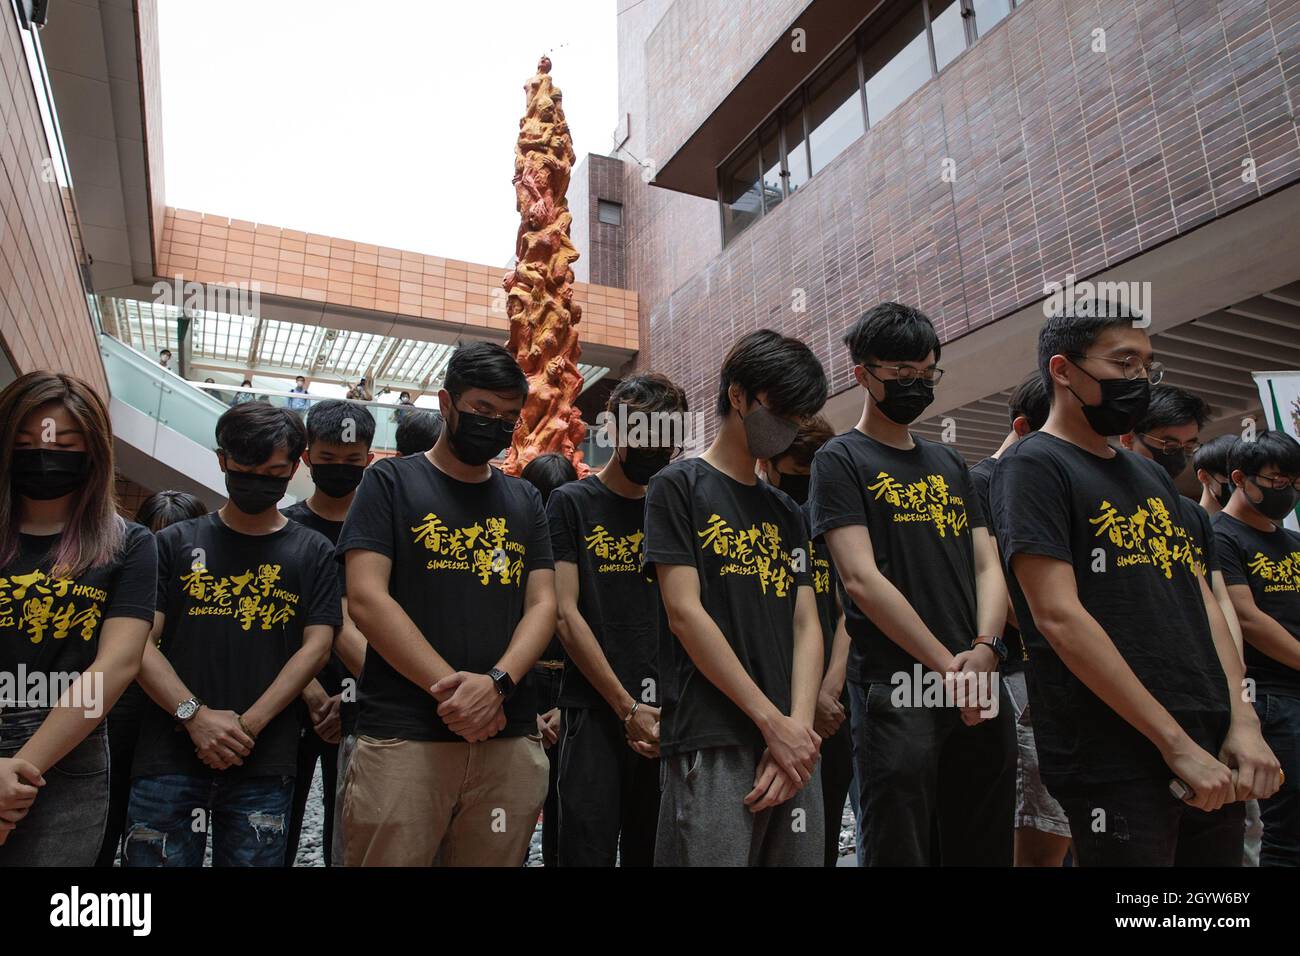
left=157, top=0, right=619, bottom=267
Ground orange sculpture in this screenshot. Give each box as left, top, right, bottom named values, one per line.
left=502, top=56, right=590, bottom=477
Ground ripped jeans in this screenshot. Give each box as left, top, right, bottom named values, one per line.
left=123, top=773, right=293, bottom=867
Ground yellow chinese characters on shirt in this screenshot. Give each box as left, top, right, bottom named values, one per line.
left=180, top=563, right=299, bottom=632
left=867, top=471, right=969, bottom=538
left=697, top=514, right=799, bottom=597
left=0, top=570, right=106, bottom=644
left=1246, top=550, right=1300, bottom=594
left=584, top=525, right=644, bottom=574
left=411, top=514, right=526, bottom=586
left=810, top=539, right=831, bottom=596
left=1087, top=497, right=1207, bottom=580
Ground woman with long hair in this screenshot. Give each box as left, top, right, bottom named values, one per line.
left=95, top=490, right=207, bottom=866
left=0, top=372, right=158, bottom=866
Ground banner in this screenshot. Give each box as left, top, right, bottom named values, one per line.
left=1251, top=370, right=1300, bottom=531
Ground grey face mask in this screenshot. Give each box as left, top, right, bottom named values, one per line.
left=741, top=401, right=799, bottom=460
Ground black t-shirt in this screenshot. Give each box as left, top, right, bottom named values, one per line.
left=991, top=432, right=1230, bottom=792
left=1179, top=498, right=1218, bottom=578
left=643, top=457, right=812, bottom=757
left=133, top=514, right=342, bottom=780
left=336, top=454, right=554, bottom=741
left=969, top=455, right=1025, bottom=672
left=0, top=521, right=156, bottom=703
left=809, top=429, right=985, bottom=685
left=282, top=499, right=353, bottom=734
left=1213, top=511, right=1300, bottom=699
left=547, top=475, right=658, bottom=710
left=800, top=503, right=838, bottom=671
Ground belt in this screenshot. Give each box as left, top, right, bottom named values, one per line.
left=534, top=660, right=565, bottom=671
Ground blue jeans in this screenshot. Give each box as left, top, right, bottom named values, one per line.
left=1254, top=693, right=1300, bottom=867
left=124, top=773, right=294, bottom=867
left=0, top=706, right=109, bottom=867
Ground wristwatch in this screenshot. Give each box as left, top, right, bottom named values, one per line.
left=488, top=668, right=516, bottom=701
left=971, top=636, right=1008, bottom=666
left=175, top=696, right=203, bottom=722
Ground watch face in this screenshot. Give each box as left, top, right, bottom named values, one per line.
left=176, top=699, right=198, bottom=720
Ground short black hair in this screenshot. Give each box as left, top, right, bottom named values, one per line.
left=159, top=348, right=172, bottom=357
left=444, top=341, right=528, bottom=402
left=1008, top=372, right=1051, bottom=430
left=396, top=410, right=443, bottom=456
left=1036, top=305, right=1139, bottom=396
left=135, top=490, right=208, bottom=532
left=1193, top=433, right=1237, bottom=477
left=842, top=302, right=941, bottom=367
left=521, top=452, right=577, bottom=504
left=608, top=372, right=689, bottom=416
left=215, top=402, right=307, bottom=465
left=306, top=399, right=375, bottom=447
left=1134, top=384, right=1211, bottom=434
left=1228, top=430, right=1300, bottom=477
left=714, top=329, right=827, bottom=418
left=774, top=415, right=835, bottom=469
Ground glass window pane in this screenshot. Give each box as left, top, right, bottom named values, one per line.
left=930, top=0, right=967, bottom=72
left=782, top=104, right=809, bottom=195
left=720, top=144, right=762, bottom=244
left=807, top=48, right=865, bottom=174
left=597, top=200, right=622, bottom=225
left=972, top=0, right=1013, bottom=36
left=759, top=122, right=784, bottom=213
left=864, top=4, right=932, bottom=126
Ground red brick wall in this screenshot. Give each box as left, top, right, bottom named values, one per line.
left=0, top=8, right=105, bottom=392
left=621, top=0, right=1300, bottom=432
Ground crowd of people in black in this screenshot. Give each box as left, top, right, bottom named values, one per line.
left=0, top=301, right=1296, bottom=867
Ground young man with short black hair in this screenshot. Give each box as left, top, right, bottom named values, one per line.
left=646, top=330, right=827, bottom=867
left=1213, top=430, right=1300, bottom=865
left=549, top=373, right=689, bottom=866
left=1195, top=434, right=1240, bottom=516
left=758, top=414, right=849, bottom=867
left=810, top=302, right=1014, bottom=867
left=991, top=308, right=1280, bottom=865
left=338, top=341, right=556, bottom=867
left=126, top=403, right=341, bottom=867
left=280, top=399, right=375, bottom=866
left=967, top=372, right=1069, bottom=867
left=396, top=410, right=442, bottom=457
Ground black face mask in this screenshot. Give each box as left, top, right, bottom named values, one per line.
left=448, top=407, right=515, bottom=466
left=11, top=449, right=91, bottom=500
left=740, top=403, right=799, bottom=461
left=310, top=462, right=365, bottom=498
left=1140, top=439, right=1187, bottom=481
left=224, top=468, right=290, bottom=514
left=1067, top=361, right=1151, bottom=437
left=621, top=447, right=672, bottom=486
left=1214, top=477, right=1234, bottom=509
left=776, top=472, right=810, bottom=505
left=870, top=376, right=936, bottom=426
left=1247, top=480, right=1299, bottom=523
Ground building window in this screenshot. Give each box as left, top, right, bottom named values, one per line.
left=929, top=0, right=969, bottom=72
left=863, top=3, right=931, bottom=125
left=807, top=48, right=865, bottom=176
left=597, top=200, right=623, bottom=226
left=972, top=0, right=1014, bottom=37
left=716, top=0, right=1022, bottom=246
left=719, top=146, right=763, bottom=246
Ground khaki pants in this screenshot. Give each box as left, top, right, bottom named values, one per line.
left=342, top=734, right=549, bottom=867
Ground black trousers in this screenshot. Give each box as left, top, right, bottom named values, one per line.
left=849, top=678, right=1015, bottom=866
left=284, top=728, right=339, bottom=867
left=96, top=693, right=144, bottom=867
left=1056, top=777, right=1245, bottom=866
left=554, top=706, right=660, bottom=866
left=530, top=664, right=565, bottom=867
left=820, top=718, right=854, bottom=867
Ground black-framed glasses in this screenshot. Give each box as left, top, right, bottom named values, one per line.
left=1139, top=433, right=1201, bottom=456
left=1070, top=353, right=1165, bottom=385
left=1248, top=473, right=1300, bottom=492
left=863, top=364, right=945, bottom=388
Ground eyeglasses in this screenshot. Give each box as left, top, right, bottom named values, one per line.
left=458, top=403, right=520, bottom=431
left=1248, top=473, right=1300, bottom=492
left=863, top=364, right=945, bottom=388
left=1139, top=434, right=1201, bottom=456
left=1070, top=353, right=1165, bottom=385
